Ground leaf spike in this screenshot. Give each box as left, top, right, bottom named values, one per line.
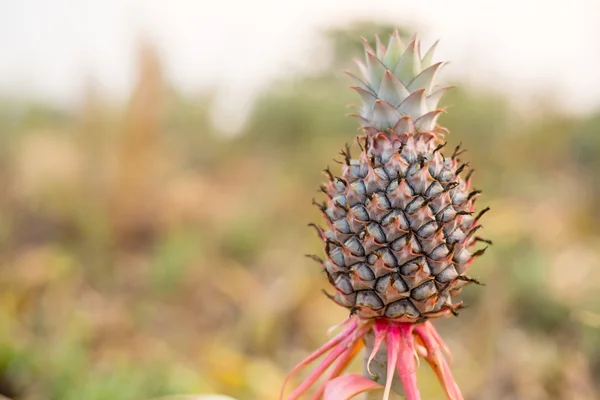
left=442, top=181, right=460, bottom=193
left=323, top=166, right=334, bottom=182
left=467, top=189, right=482, bottom=201
left=339, top=143, right=352, bottom=165
left=451, top=142, right=463, bottom=159
left=320, top=185, right=332, bottom=198
left=312, top=198, right=326, bottom=212
left=432, top=141, right=447, bottom=154
left=307, top=223, right=325, bottom=239
left=470, top=246, right=488, bottom=259
left=465, top=224, right=483, bottom=240
left=356, top=136, right=364, bottom=151
left=443, top=303, right=461, bottom=317
left=455, top=162, right=469, bottom=176
left=474, top=206, right=490, bottom=222
left=458, top=275, right=484, bottom=285
left=305, top=254, right=324, bottom=264
left=465, top=168, right=475, bottom=182
left=474, top=236, right=493, bottom=245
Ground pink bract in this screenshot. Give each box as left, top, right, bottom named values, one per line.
left=280, top=317, right=463, bottom=400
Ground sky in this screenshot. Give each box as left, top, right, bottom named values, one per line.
left=1, top=0, right=599, bottom=131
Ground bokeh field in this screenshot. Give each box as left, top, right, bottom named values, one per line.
left=1, top=23, right=600, bottom=400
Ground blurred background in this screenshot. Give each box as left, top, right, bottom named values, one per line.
left=1, top=1, right=600, bottom=399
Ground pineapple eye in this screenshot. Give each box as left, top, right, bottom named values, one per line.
left=374, top=167, right=389, bottom=181
left=425, top=181, right=444, bottom=198
left=436, top=265, right=459, bottom=283
left=323, top=261, right=336, bottom=275
left=439, top=170, right=454, bottom=182
left=375, top=274, right=391, bottom=293
left=447, top=227, right=466, bottom=245
left=384, top=166, right=397, bottom=179
left=366, top=253, right=378, bottom=265
left=451, top=190, right=468, bottom=206
left=412, top=280, right=437, bottom=301
left=327, top=245, right=345, bottom=267
left=403, top=180, right=415, bottom=196
left=409, top=235, right=422, bottom=253
left=352, top=263, right=375, bottom=281
left=379, top=248, right=397, bottom=268
left=384, top=299, right=419, bottom=319
left=428, top=161, right=442, bottom=178
left=350, top=179, right=367, bottom=195
left=436, top=205, right=456, bottom=222
left=400, top=257, right=423, bottom=276
left=367, top=222, right=386, bottom=243
left=386, top=179, right=399, bottom=194
left=452, top=247, right=471, bottom=264
left=374, top=192, right=391, bottom=210
left=348, top=164, right=361, bottom=178
left=381, top=209, right=407, bottom=229
left=333, top=179, right=346, bottom=191
left=390, top=234, right=408, bottom=251
left=351, top=204, right=369, bottom=222
left=430, top=244, right=450, bottom=260
left=356, top=291, right=384, bottom=310
left=402, top=148, right=418, bottom=164
left=405, top=196, right=426, bottom=214
left=344, top=236, right=365, bottom=256
left=334, top=274, right=354, bottom=295
left=392, top=273, right=409, bottom=293
left=333, top=219, right=351, bottom=234
left=417, top=221, right=438, bottom=238
left=333, top=194, right=347, bottom=208
left=358, top=159, right=369, bottom=178
left=406, top=162, right=421, bottom=178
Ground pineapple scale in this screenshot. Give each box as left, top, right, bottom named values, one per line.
left=313, top=32, right=488, bottom=322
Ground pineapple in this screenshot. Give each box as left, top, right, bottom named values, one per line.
left=316, top=33, right=489, bottom=322
left=282, top=31, right=490, bottom=400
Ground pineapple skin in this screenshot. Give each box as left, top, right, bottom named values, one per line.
left=313, top=32, right=488, bottom=322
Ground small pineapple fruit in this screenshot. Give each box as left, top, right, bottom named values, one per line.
left=282, top=31, right=490, bottom=400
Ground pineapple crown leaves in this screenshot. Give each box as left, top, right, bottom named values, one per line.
left=345, top=30, right=452, bottom=135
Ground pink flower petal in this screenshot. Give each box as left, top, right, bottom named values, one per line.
left=383, top=330, right=399, bottom=400
left=323, top=374, right=383, bottom=400
left=311, top=338, right=364, bottom=400
left=414, top=323, right=463, bottom=400
left=280, top=318, right=358, bottom=399
left=285, top=336, right=353, bottom=400
left=326, top=316, right=352, bottom=336
left=286, top=320, right=373, bottom=400
left=424, top=321, right=453, bottom=364
left=366, top=323, right=387, bottom=376
left=392, top=324, right=421, bottom=400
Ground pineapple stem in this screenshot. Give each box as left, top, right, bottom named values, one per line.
left=362, top=328, right=405, bottom=399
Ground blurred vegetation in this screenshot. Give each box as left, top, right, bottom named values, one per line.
left=1, top=21, right=600, bottom=400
